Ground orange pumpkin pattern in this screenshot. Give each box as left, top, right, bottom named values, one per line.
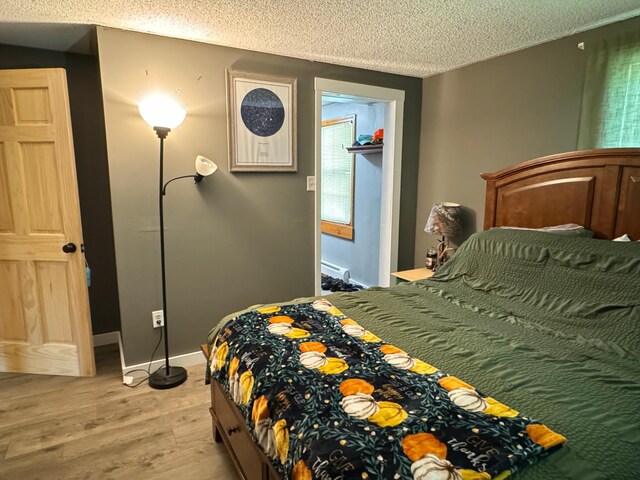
left=209, top=300, right=565, bottom=480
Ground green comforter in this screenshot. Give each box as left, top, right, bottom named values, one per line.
left=209, top=229, right=640, bottom=479
left=329, top=229, right=640, bottom=479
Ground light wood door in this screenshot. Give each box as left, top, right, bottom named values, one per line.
left=0, top=68, right=95, bottom=376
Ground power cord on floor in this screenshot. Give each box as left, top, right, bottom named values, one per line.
left=123, top=328, right=163, bottom=388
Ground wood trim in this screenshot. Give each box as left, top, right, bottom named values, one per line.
left=481, top=148, right=640, bottom=181
left=321, top=115, right=355, bottom=239
left=321, top=220, right=354, bottom=240
left=321, top=115, right=354, bottom=128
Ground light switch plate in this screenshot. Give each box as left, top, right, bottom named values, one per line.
left=306, top=176, right=316, bottom=191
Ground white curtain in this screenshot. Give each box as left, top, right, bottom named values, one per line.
left=578, top=31, right=640, bottom=149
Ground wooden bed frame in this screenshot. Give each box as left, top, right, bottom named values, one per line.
left=208, top=148, right=640, bottom=480
left=482, top=148, right=640, bottom=240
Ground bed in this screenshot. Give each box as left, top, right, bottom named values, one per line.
left=206, top=148, right=640, bottom=480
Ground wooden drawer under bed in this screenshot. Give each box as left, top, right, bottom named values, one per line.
left=203, top=345, right=280, bottom=480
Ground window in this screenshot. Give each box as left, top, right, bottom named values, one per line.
left=321, top=115, right=355, bottom=240
left=578, top=32, right=640, bottom=148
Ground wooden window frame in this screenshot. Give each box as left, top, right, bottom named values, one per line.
left=321, top=115, right=355, bottom=240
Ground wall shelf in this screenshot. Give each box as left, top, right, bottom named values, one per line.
left=345, top=144, right=383, bottom=154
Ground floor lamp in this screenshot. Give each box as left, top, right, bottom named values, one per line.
left=138, top=93, right=217, bottom=389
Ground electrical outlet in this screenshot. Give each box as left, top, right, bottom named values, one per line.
left=152, top=310, right=164, bottom=328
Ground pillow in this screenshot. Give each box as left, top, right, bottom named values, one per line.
left=613, top=234, right=638, bottom=242
left=546, top=228, right=594, bottom=238
left=500, top=224, right=594, bottom=238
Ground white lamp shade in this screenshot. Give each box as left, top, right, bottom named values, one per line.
left=138, top=93, right=186, bottom=129
left=195, top=155, right=217, bottom=176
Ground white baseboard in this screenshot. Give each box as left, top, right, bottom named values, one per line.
left=93, top=331, right=120, bottom=347
left=90, top=332, right=207, bottom=385
left=117, top=332, right=127, bottom=384
left=350, top=278, right=369, bottom=289
left=122, top=350, right=206, bottom=381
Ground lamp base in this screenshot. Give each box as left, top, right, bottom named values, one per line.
left=149, top=365, right=188, bottom=390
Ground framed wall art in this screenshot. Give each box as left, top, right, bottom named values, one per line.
left=226, top=70, right=297, bottom=172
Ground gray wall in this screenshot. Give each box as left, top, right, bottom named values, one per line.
left=414, top=15, right=640, bottom=266
left=321, top=102, right=384, bottom=287
left=96, top=27, right=422, bottom=365
left=0, top=43, right=120, bottom=335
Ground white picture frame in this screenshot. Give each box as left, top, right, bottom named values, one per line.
left=226, top=70, right=297, bottom=172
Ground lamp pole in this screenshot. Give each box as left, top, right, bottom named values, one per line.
left=156, top=127, right=171, bottom=377
left=149, top=126, right=188, bottom=389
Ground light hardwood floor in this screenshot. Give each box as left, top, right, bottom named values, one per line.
left=0, top=344, right=241, bottom=480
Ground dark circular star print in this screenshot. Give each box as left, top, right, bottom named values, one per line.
left=240, top=88, right=285, bottom=137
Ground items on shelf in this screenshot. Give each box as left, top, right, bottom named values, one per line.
left=351, top=128, right=384, bottom=147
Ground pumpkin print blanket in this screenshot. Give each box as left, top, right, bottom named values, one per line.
left=208, top=298, right=565, bottom=480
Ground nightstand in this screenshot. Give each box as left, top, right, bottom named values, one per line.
left=391, top=267, right=434, bottom=283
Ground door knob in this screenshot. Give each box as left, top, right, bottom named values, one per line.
left=62, top=243, right=77, bottom=253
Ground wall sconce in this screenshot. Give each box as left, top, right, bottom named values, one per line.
left=138, top=93, right=216, bottom=389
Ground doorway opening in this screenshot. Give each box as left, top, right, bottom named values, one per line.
left=314, top=79, right=405, bottom=295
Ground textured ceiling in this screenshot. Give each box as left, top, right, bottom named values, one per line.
left=2, top=1, right=640, bottom=77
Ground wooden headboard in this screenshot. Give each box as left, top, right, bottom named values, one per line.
left=482, top=148, right=640, bottom=240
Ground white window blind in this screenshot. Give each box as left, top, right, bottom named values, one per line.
left=321, top=117, right=354, bottom=226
